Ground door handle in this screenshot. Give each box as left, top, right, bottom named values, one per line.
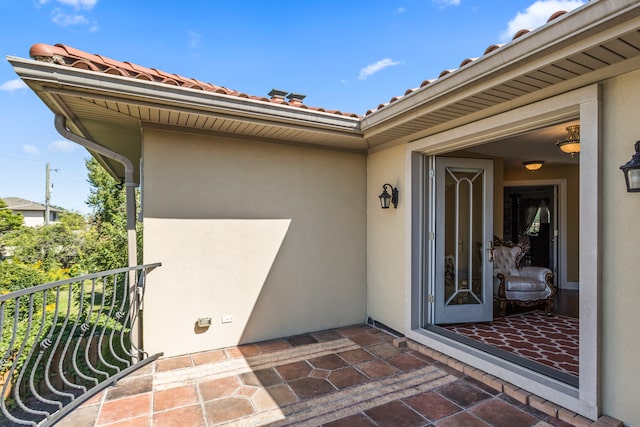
left=486, top=241, right=494, bottom=262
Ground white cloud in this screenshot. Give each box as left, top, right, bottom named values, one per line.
left=0, top=79, right=27, bottom=92
left=500, top=0, right=585, bottom=42
left=39, top=1, right=98, bottom=29
left=397, top=7, right=406, bottom=13
left=39, top=0, right=97, bottom=10
left=433, top=0, right=460, bottom=6
left=52, top=11, right=89, bottom=26
left=23, top=144, right=40, bottom=155
left=358, top=58, right=400, bottom=80
left=48, top=140, right=77, bottom=153
left=188, top=31, right=201, bottom=49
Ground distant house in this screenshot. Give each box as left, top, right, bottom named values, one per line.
left=1, top=197, right=60, bottom=227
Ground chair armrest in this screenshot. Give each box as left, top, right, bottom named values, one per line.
left=519, top=266, right=552, bottom=283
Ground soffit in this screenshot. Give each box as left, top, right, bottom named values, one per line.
left=361, top=1, right=640, bottom=148
left=11, top=61, right=365, bottom=180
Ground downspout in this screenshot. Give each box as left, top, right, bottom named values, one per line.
left=54, top=114, right=138, bottom=270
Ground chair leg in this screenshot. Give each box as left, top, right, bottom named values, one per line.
left=499, top=300, right=507, bottom=317
left=544, top=298, right=554, bottom=315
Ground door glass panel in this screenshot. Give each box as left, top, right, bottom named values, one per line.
left=433, top=156, right=493, bottom=325
left=443, top=167, right=484, bottom=307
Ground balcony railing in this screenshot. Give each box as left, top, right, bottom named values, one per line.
left=0, top=263, right=162, bottom=426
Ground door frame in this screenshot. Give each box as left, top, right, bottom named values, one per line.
left=405, top=84, right=600, bottom=419
left=504, top=179, right=569, bottom=290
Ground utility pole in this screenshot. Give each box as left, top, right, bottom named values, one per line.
left=45, top=162, right=51, bottom=225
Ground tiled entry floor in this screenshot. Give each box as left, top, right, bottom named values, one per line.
left=57, top=324, right=593, bottom=427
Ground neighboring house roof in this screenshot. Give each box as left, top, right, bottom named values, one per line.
left=8, top=0, right=640, bottom=180
left=2, top=197, right=61, bottom=213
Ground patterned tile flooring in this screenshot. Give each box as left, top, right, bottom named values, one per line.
left=56, top=324, right=589, bottom=427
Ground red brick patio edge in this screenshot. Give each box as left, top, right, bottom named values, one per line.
left=391, top=337, right=623, bottom=427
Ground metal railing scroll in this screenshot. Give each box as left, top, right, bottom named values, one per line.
left=0, top=263, right=162, bottom=426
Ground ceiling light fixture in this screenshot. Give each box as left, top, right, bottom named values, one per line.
left=523, top=161, right=544, bottom=171
left=556, top=124, right=580, bottom=157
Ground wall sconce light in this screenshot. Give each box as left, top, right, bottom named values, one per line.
left=523, top=160, right=544, bottom=171
left=620, top=141, right=640, bottom=192
left=556, top=124, right=580, bottom=157
left=379, top=183, right=399, bottom=209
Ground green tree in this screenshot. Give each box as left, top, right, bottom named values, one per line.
left=58, top=210, right=87, bottom=231
left=0, top=199, right=23, bottom=234
left=83, top=158, right=142, bottom=271
left=1, top=221, right=85, bottom=272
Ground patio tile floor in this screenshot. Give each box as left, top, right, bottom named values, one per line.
left=55, top=324, right=592, bottom=427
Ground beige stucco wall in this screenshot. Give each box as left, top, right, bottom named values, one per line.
left=366, top=145, right=407, bottom=333
left=503, top=165, right=580, bottom=283
left=366, top=148, right=505, bottom=333
left=599, top=69, right=640, bottom=424
left=142, top=128, right=367, bottom=357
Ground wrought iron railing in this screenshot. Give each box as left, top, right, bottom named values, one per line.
left=0, top=263, right=162, bottom=426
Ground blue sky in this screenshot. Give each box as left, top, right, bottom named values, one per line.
left=0, top=0, right=585, bottom=214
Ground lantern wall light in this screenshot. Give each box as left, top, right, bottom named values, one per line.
left=620, top=141, right=640, bottom=192
left=379, top=183, right=399, bottom=209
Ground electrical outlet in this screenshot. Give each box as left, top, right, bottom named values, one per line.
left=222, top=314, right=233, bottom=324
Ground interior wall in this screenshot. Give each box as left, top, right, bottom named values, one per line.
left=142, top=128, right=367, bottom=356
left=503, top=165, right=579, bottom=283
left=366, top=144, right=407, bottom=332
left=600, top=69, right=640, bottom=425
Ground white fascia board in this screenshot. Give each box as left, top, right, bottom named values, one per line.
left=360, top=0, right=640, bottom=131
left=7, top=56, right=361, bottom=134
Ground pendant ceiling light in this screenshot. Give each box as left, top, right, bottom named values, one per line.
left=556, top=125, right=580, bottom=157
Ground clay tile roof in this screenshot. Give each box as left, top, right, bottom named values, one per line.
left=483, top=44, right=503, bottom=55
left=363, top=8, right=571, bottom=116
left=547, top=10, right=567, bottom=22
left=28, top=43, right=359, bottom=118
left=512, top=29, right=531, bottom=40
left=459, top=57, right=478, bottom=67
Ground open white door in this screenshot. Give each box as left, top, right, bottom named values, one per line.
left=433, top=157, right=494, bottom=325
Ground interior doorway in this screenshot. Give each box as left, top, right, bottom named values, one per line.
left=503, top=185, right=558, bottom=284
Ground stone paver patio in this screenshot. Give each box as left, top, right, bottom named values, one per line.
left=55, top=324, right=599, bottom=426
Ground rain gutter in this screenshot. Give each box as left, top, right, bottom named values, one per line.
left=54, top=113, right=138, bottom=270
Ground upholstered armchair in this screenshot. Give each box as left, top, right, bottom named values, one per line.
left=491, top=238, right=555, bottom=316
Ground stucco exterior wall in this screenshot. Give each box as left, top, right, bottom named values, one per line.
left=366, top=145, right=407, bottom=333
left=141, top=128, right=367, bottom=357
left=21, top=211, right=44, bottom=227
left=600, top=69, right=640, bottom=425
